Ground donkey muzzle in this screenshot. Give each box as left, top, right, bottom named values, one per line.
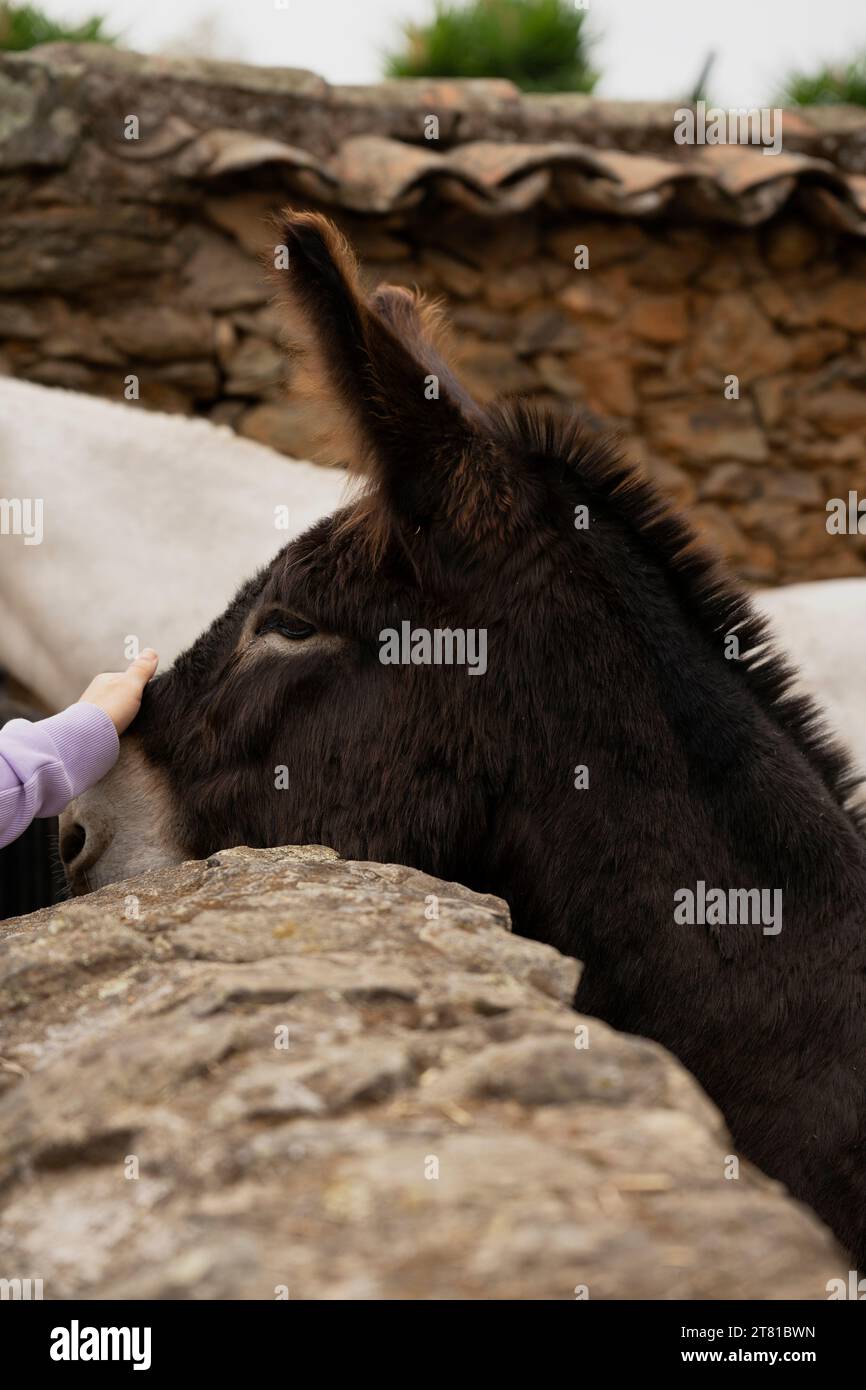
left=59, top=737, right=184, bottom=893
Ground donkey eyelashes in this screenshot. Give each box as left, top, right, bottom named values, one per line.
left=255, top=610, right=317, bottom=641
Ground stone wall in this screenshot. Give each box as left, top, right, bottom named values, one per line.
left=1, top=45, right=865, bottom=585
left=0, top=845, right=842, bottom=1299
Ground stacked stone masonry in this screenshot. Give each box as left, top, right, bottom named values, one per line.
left=1, top=45, right=865, bottom=584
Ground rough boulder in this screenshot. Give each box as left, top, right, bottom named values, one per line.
left=0, top=846, right=842, bottom=1299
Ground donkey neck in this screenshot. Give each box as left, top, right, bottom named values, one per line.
left=494, top=551, right=866, bottom=965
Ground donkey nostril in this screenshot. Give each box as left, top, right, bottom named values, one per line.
left=60, top=821, right=88, bottom=868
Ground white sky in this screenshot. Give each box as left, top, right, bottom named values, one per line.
left=36, top=0, right=864, bottom=104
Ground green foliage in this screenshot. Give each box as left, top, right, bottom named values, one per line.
left=0, top=2, right=115, bottom=50
left=385, top=0, right=598, bottom=94
left=780, top=53, right=866, bottom=107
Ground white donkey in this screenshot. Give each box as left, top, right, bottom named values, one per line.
left=0, top=376, right=347, bottom=710
left=1, top=375, right=864, bottom=798
left=752, top=577, right=866, bottom=800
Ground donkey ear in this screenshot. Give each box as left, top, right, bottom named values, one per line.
left=271, top=210, right=483, bottom=527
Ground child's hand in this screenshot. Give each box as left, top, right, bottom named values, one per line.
left=78, top=649, right=159, bottom=734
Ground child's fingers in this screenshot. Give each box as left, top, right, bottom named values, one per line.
left=125, top=649, right=159, bottom=690
left=77, top=651, right=160, bottom=734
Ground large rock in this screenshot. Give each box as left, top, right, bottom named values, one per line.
left=0, top=846, right=842, bottom=1299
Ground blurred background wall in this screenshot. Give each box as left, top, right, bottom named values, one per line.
left=2, top=42, right=865, bottom=586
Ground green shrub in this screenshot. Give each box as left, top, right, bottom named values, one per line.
left=780, top=53, right=866, bottom=107
left=385, top=0, right=598, bottom=94
left=0, top=2, right=115, bottom=50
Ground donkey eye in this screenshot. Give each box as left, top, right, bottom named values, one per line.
left=258, top=614, right=317, bottom=641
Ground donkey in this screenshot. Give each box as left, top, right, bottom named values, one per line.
left=61, top=212, right=866, bottom=1267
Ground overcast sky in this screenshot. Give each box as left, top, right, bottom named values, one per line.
left=37, top=0, right=863, bottom=104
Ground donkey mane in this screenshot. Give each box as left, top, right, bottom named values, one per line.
left=488, top=397, right=866, bottom=837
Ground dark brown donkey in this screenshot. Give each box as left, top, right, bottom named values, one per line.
left=63, top=212, right=866, bottom=1267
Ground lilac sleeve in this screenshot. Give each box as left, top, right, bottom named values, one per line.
left=0, top=704, right=119, bottom=849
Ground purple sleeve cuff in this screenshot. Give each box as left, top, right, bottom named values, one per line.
left=0, top=704, right=119, bottom=848
left=39, top=704, right=120, bottom=800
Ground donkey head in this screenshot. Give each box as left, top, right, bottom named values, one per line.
left=61, top=210, right=864, bottom=964
left=61, top=213, right=622, bottom=934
